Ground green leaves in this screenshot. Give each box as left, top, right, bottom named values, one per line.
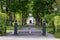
left=33, top=0, right=55, bottom=17
left=1, top=0, right=55, bottom=18
left=0, top=12, right=7, bottom=26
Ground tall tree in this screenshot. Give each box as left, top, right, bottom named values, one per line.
left=32, top=0, right=55, bottom=25
left=19, top=0, right=30, bottom=25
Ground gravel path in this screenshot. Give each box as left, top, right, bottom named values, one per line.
left=0, top=36, right=59, bottom=40
left=0, top=26, right=59, bottom=40
left=6, top=27, right=54, bottom=37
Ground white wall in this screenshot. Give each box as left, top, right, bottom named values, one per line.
left=27, top=17, right=36, bottom=25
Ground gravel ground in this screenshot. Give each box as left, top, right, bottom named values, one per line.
left=0, top=36, right=59, bottom=40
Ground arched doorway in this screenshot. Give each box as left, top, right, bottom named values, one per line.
left=29, top=20, right=32, bottom=24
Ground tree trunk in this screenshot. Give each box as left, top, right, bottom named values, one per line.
left=9, top=14, right=12, bottom=26
left=14, top=13, right=16, bottom=21
left=36, top=17, right=40, bottom=25
left=22, top=14, right=24, bottom=26
left=40, top=18, right=42, bottom=26
left=52, top=21, right=55, bottom=34
left=24, top=19, right=26, bottom=25
left=8, top=13, right=13, bottom=26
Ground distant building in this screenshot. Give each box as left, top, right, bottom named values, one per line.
left=26, top=13, right=36, bottom=25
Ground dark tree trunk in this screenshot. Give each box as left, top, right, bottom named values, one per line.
left=8, top=13, right=13, bottom=26
left=24, top=19, right=26, bottom=25
left=52, top=21, right=55, bottom=34
left=10, top=14, right=12, bottom=26
left=22, top=14, right=24, bottom=26
left=14, top=13, right=16, bottom=21
left=36, top=17, right=40, bottom=25
left=40, top=18, right=42, bottom=26
left=25, top=19, right=26, bottom=24
left=36, top=18, right=38, bottom=25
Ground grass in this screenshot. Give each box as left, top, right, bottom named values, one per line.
left=6, top=25, right=29, bottom=30
left=34, top=25, right=42, bottom=30
left=35, top=25, right=53, bottom=33
left=7, top=26, right=14, bottom=30
left=46, top=27, right=60, bottom=38
left=54, top=32, right=60, bottom=38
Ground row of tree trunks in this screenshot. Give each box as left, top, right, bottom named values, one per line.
left=6, top=12, right=15, bottom=26
left=22, top=15, right=26, bottom=26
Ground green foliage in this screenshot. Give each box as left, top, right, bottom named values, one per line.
left=32, top=0, right=55, bottom=18
left=54, top=16, right=60, bottom=32
left=44, top=14, right=55, bottom=34
left=6, top=0, right=30, bottom=13
left=55, top=32, right=60, bottom=38
left=45, top=14, right=54, bottom=23
left=0, top=12, right=7, bottom=25
left=15, top=13, right=22, bottom=25
left=46, top=27, right=53, bottom=34
left=0, top=12, right=7, bottom=35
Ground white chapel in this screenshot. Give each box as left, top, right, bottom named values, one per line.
left=26, top=13, right=36, bottom=25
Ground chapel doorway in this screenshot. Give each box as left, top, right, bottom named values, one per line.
left=29, top=20, right=32, bottom=24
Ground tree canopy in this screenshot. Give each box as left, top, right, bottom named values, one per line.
left=0, top=0, right=55, bottom=25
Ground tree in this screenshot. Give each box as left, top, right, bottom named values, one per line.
left=19, top=0, right=30, bottom=25
left=32, top=0, right=55, bottom=25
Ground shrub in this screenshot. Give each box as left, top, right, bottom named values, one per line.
left=45, top=14, right=54, bottom=27
left=54, top=16, right=60, bottom=32
left=0, top=12, right=7, bottom=35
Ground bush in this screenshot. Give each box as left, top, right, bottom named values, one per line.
left=54, top=16, right=60, bottom=38
left=41, top=14, right=55, bottom=34
left=45, top=14, right=54, bottom=27
left=0, top=12, right=7, bottom=35
left=54, top=16, right=60, bottom=32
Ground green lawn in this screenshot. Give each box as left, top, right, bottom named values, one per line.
left=34, top=25, right=42, bottom=30
left=54, top=32, right=60, bottom=38
left=7, top=26, right=14, bottom=30
left=35, top=25, right=53, bottom=33
left=6, top=25, right=29, bottom=30
left=46, top=27, right=60, bottom=38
